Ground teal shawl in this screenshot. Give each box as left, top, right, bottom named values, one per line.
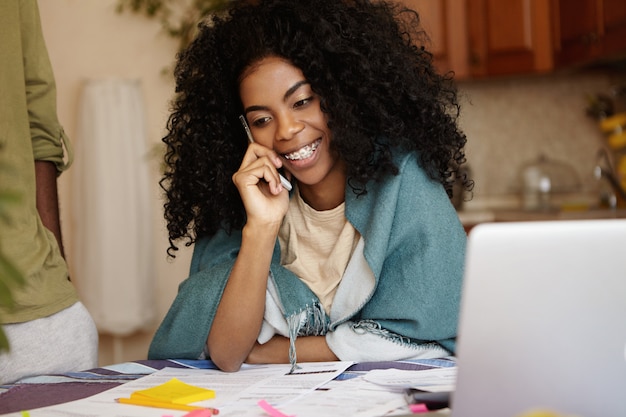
left=149, top=152, right=466, bottom=361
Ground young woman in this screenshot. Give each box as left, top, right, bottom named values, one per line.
left=149, top=0, right=472, bottom=372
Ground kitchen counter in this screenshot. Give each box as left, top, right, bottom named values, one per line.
left=456, top=193, right=626, bottom=229
left=458, top=208, right=626, bottom=227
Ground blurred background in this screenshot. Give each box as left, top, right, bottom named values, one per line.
left=37, top=0, right=626, bottom=365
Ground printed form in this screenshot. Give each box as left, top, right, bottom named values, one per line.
left=4, top=362, right=456, bottom=417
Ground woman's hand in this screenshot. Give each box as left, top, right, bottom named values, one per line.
left=232, top=142, right=290, bottom=226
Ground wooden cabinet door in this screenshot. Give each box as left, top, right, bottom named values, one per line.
left=401, top=0, right=469, bottom=79
left=467, top=0, right=552, bottom=77
left=552, top=0, right=626, bottom=66
left=552, top=0, right=602, bottom=65
left=601, top=0, right=626, bottom=57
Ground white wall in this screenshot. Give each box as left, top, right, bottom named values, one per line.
left=38, top=0, right=193, bottom=365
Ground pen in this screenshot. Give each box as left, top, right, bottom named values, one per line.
left=116, top=397, right=219, bottom=414
left=239, top=115, right=293, bottom=191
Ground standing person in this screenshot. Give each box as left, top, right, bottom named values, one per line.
left=149, top=0, right=471, bottom=372
left=0, top=0, right=98, bottom=384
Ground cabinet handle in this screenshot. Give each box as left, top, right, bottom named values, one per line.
left=469, top=51, right=482, bottom=67
left=582, top=32, right=600, bottom=45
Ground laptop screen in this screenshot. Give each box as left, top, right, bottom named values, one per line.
left=451, top=219, right=626, bottom=417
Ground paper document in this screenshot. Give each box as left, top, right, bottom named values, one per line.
left=6, top=361, right=352, bottom=417
left=3, top=361, right=458, bottom=417
left=363, top=367, right=456, bottom=392
left=275, top=366, right=457, bottom=416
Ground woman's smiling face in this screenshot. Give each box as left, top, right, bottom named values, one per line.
left=239, top=56, right=345, bottom=200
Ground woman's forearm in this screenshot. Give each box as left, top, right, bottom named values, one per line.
left=246, top=335, right=338, bottom=364
left=207, top=222, right=280, bottom=371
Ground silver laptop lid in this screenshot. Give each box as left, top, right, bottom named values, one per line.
left=452, top=219, right=626, bottom=417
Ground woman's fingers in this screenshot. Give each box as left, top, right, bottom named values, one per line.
left=236, top=143, right=286, bottom=194
left=240, top=142, right=283, bottom=169
left=233, top=157, right=284, bottom=194
left=232, top=157, right=290, bottom=226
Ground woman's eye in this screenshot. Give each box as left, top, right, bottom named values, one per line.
left=294, top=96, right=313, bottom=109
left=252, top=116, right=271, bottom=127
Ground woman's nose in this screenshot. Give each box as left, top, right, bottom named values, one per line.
left=276, top=114, right=304, bottom=141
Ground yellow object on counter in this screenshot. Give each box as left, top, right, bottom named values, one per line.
left=599, top=112, right=626, bottom=150
left=608, top=131, right=626, bottom=149
left=599, top=112, right=626, bottom=133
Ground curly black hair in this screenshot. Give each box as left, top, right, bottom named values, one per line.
left=161, top=0, right=471, bottom=257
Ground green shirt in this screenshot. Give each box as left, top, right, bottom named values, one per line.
left=0, top=0, right=78, bottom=323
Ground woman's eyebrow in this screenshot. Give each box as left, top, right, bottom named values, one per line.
left=283, top=80, right=309, bottom=101
left=244, top=105, right=268, bottom=114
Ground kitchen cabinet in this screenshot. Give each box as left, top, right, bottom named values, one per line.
left=551, top=0, right=626, bottom=67
left=401, top=0, right=470, bottom=79
left=466, top=0, right=626, bottom=77
left=405, top=0, right=554, bottom=78
left=405, top=0, right=626, bottom=79
left=466, top=0, right=553, bottom=77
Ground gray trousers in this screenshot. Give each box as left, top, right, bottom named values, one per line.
left=0, top=302, right=98, bottom=384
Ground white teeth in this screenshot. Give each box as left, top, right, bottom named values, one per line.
left=284, top=139, right=321, bottom=161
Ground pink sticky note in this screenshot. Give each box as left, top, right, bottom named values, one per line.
left=409, top=403, right=429, bottom=413
left=258, top=399, right=295, bottom=417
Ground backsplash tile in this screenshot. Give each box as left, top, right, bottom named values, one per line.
left=457, top=71, right=625, bottom=206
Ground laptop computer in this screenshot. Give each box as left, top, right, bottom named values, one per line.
left=451, top=219, right=626, bottom=417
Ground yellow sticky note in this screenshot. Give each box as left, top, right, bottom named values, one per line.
left=516, top=410, right=581, bottom=417
left=131, top=378, right=215, bottom=405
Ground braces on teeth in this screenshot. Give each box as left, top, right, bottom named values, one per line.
left=284, top=140, right=320, bottom=160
